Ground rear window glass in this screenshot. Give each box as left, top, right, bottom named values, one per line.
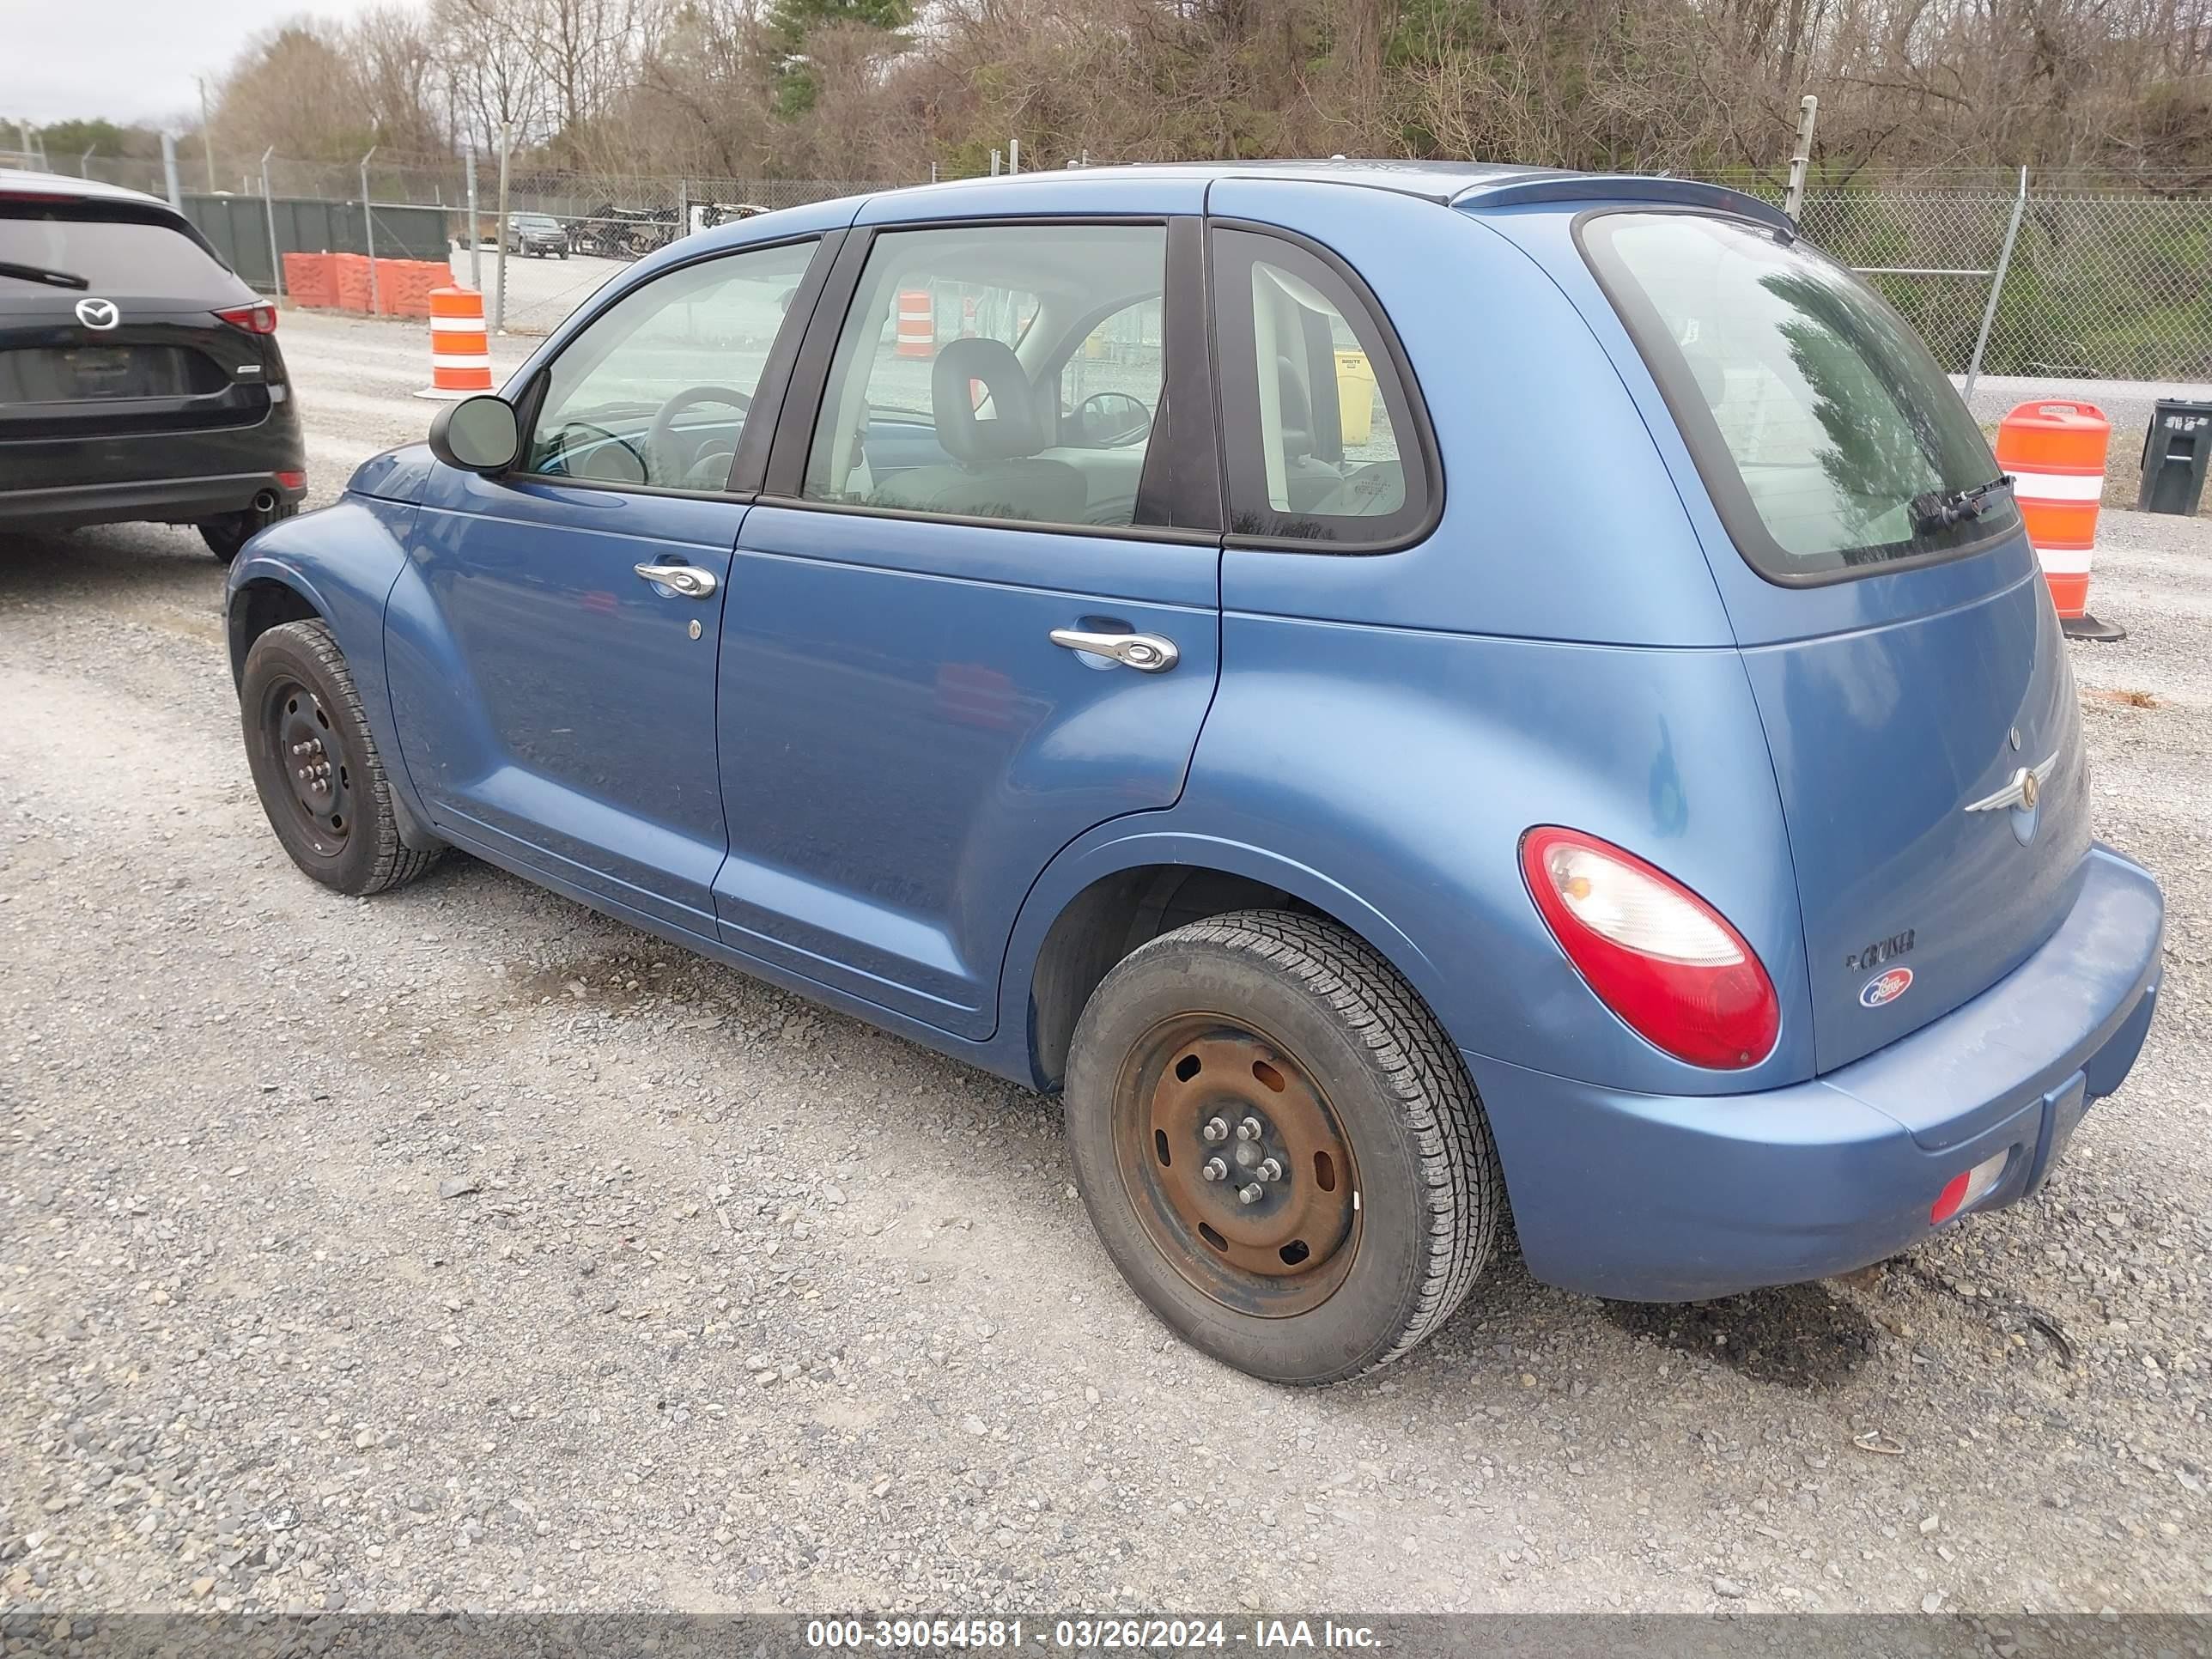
left=1579, top=211, right=2017, bottom=582
left=1, top=204, right=235, bottom=299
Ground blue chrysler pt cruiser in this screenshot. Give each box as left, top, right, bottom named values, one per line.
left=227, top=161, right=2165, bottom=1384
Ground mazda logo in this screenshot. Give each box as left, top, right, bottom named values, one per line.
left=75, top=297, right=120, bottom=331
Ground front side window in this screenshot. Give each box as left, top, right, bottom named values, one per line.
left=522, top=238, right=817, bottom=491
left=1212, top=228, right=1431, bottom=547
left=1580, top=211, right=2018, bottom=581
left=800, top=222, right=1169, bottom=529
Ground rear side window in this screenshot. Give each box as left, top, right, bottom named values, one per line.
left=1211, top=228, right=1433, bottom=548
left=1, top=203, right=237, bottom=301
left=1580, top=210, right=2018, bottom=582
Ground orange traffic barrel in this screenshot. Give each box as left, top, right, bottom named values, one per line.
left=895, top=289, right=934, bottom=359
left=1996, top=400, right=2122, bottom=642
left=420, top=286, right=494, bottom=401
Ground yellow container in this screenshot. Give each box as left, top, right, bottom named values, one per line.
left=1334, top=349, right=1376, bottom=447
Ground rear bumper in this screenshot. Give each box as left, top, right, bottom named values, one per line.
left=1, top=396, right=305, bottom=532
left=1479, top=842, right=2163, bottom=1301
left=0, top=470, right=307, bottom=531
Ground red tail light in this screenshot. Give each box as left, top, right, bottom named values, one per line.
left=1521, top=826, right=1780, bottom=1069
left=216, top=303, right=277, bottom=335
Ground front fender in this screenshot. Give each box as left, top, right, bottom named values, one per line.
left=225, top=494, right=428, bottom=840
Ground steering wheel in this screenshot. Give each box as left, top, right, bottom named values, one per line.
left=647, top=385, right=755, bottom=487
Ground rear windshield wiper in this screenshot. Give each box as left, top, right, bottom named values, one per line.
left=0, top=258, right=90, bottom=290
left=1910, top=474, right=2014, bottom=533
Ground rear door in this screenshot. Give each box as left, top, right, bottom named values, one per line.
left=1573, top=208, right=2091, bottom=1074
left=714, top=206, right=1222, bottom=1038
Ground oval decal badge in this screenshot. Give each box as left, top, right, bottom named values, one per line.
left=1860, top=966, right=1915, bottom=1009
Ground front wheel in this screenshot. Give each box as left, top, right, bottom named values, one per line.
left=1065, top=909, right=1502, bottom=1384
left=199, top=497, right=297, bottom=563
left=240, top=619, right=441, bottom=896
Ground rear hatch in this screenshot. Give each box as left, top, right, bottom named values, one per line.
left=1580, top=209, right=2092, bottom=1078
left=1, top=190, right=274, bottom=459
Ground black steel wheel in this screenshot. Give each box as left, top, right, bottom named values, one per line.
left=1066, top=909, right=1501, bottom=1384
left=240, top=619, right=441, bottom=896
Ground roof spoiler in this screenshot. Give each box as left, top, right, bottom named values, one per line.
left=1452, top=173, right=1792, bottom=229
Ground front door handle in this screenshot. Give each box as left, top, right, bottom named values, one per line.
left=1048, top=628, right=1179, bottom=672
left=634, top=562, right=719, bottom=599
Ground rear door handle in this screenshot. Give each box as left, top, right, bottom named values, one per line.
left=1048, top=628, right=1179, bottom=672
left=634, top=562, right=719, bottom=599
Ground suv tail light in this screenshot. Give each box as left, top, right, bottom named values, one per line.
left=216, top=303, right=278, bottom=335
left=1521, top=826, right=1780, bottom=1069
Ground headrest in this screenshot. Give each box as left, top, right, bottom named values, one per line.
left=933, top=337, right=1042, bottom=464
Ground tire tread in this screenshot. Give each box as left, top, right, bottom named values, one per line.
left=253, top=619, right=441, bottom=895
left=1099, top=908, right=1500, bottom=1376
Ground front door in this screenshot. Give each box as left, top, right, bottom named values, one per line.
left=392, top=236, right=821, bottom=939
left=714, top=215, right=1222, bottom=1036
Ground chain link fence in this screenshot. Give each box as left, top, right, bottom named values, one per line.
left=25, top=151, right=2212, bottom=374
left=1688, top=172, right=2212, bottom=382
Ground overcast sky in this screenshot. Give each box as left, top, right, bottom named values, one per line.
left=2, top=0, right=389, bottom=130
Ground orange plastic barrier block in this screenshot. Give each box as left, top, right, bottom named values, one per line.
left=331, top=253, right=374, bottom=313
left=282, top=252, right=337, bottom=308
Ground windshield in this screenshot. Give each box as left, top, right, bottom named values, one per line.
left=1580, top=210, right=2016, bottom=582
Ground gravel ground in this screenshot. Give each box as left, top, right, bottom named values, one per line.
left=1, top=310, right=2208, bottom=1619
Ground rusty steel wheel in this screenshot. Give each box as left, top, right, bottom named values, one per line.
left=1066, top=908, right=1502, bottom=1385
left=1113, top=1018, right=1362, bottom=1317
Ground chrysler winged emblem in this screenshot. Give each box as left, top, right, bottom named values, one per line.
left=75, top=297, right=120, bottom=330
left=1965, top=751, right=2058, bottom=813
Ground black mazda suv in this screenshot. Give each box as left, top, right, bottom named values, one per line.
left=1, top=171, right=306, bottom=560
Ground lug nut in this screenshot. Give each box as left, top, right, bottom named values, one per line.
left=1257, top=1158, right=1283, bottom=1182
left=1237, top=1182, right=1264, bottom=1206
left=1200, top=1157, right=1226, bottom=1182
left=1237, top=1116, right=1264, bottom=1142
left=1200, top=1116, right=1227, bottom=1144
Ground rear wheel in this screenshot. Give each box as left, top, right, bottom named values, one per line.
left=1065, top=909, right=1501, bottom=1384
left=240, top=619, right=441, bottom=896
left=199, top=498, right=297, bottom=563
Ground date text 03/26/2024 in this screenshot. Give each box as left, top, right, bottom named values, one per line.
left=803, top=1619, right=1383, bottom=1650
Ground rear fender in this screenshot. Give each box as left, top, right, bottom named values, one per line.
left=1002, top=628, right=1814, bottom=1099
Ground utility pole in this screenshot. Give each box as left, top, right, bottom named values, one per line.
left=161, top=131, right=182, bottom=209
left=1783, top=94, right=1819, bottom=221
left=197, top=77, right=217, bottom=192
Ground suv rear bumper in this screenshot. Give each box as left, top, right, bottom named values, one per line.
left=1479, top=842, right=2163, bottom=1302
left=0, top=470, right=307, bottom=531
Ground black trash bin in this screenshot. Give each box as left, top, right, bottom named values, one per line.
left=2137, top=399, right=2212, bottom=515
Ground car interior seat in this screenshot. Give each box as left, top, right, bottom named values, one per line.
left=872, top=338, right=1086, bottom=523
left=1273, top=352, right=1350, bottom=514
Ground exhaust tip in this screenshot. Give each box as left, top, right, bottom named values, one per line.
left=252, top=489, right=279, bottom=513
